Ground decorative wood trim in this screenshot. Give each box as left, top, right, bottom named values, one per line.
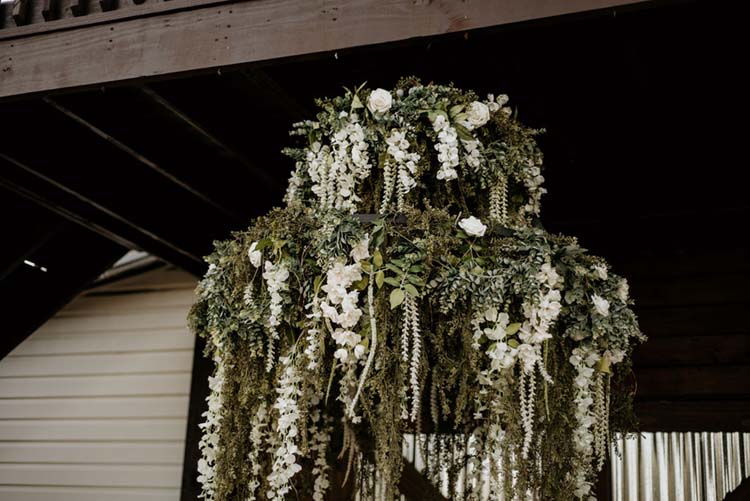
left=0, top=0, right=653, bottom=99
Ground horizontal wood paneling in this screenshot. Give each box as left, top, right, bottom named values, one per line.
left=0, top=396, right=190, bottom=419
left=35, top=308, right=189, bottom=334
left=0, top=374, right=191, bottom=398
left=61, top=289, right=197, bottom=314
left=0, top=351, right=193, bottom=377
left=10, top=330, right=194, bottom=356
left=0, top=267, right=196, bottom=500
left=636, top=365, right=750, bottom=399
left=636, top=401, right=750, bottom=432
left=0, top=442, right=184, bottom=464
left=0, top=485, right=180, bottom=501
left=633, top=334, right=750, bottom=367
left=0, top=418, right=188, bottom=442
left=0, top=463, right=181, bottom=487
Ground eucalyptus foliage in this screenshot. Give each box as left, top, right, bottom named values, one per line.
left=189, top=78, right=645, bottom=500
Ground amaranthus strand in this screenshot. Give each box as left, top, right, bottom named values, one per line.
left=348, top=267, right=377, bottom=418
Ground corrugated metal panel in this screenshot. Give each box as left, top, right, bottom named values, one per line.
left=0, top=267, right=196, bottom=500
left=612, top=432, right=750, bottom=500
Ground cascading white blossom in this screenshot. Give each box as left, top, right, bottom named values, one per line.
left=246, top=402, right=268, bottom=500
left=569, top=345, right=599, bottom=499
left=197, top=349, right=225, bottom=500
left=431, top=114, right=460, bottom=181
left=319, top=238, right=370, bottom=417
left=384, top=128, right=420, bottom=211
left=267, top=356, right=303, bottom=500
left=263, top=260, right=290, bottom=373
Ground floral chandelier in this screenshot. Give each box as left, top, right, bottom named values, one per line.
left=189, top=78, right=645, bottom=500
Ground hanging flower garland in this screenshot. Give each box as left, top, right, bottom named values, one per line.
left=189, top=78, right=645, bottom=500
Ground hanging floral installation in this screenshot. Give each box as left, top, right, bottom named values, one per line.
left=189, top=77, right=645, bottom=500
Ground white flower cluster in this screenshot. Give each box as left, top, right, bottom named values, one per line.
left=319, top=241, right=369, bottom=413
left=520, top=159, right=547, bottom=221
left=263, top=260, right=290, bottom=373
left=328, top=114, right=372, bottom=212
left=385, top=129, right=420, bottom=211
left=303, top=298, right=324, bottom=370
left=246, top=402, right=268, bottom=500
left=403, top=294, right=422, bottom=422
left=569, top=346, right=599, bottom=499
left=462, top=138, right=484, bottom=171
left=307, top=395, right=331, bottom=501
left=197, top=349, right=225, bottom=500
left=431, top=114, right=460, bottom=181
left=267, top=357, right=303, bottom=500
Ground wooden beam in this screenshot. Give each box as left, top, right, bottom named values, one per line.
left=635, top=365, right=750, bottom=399
left=44, top=97, right=244, bottom=223
left=139, top=86, right=276, bottom=189
left=0, top=0, right=653, bottom=99
left=0, top=224, right=126, bottom=359
left=0, top=153, right=206, bottom=275
left=636, top=401, right=750, bottom=432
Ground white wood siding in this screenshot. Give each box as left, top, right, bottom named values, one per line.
left=0, top=267, right=197, bottom=501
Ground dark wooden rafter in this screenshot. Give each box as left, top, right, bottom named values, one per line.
left=43, top=96, right=244, bottom=224
left=238, top=69, right=310, bottom=124
left=138, top=85, right=276, bottom=189
left=0, top=152, right=206, bottom=274
left=0, top=223, right=126, bottom=358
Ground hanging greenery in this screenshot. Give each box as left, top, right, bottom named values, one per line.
left=189, top=77, right=645, bottom=500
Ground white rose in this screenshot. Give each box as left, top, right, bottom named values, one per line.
left=248, top=241, right=262, bottom=268
left=459, top=215, right=487, bottom=237
left=591, top=294, right=610, bottom=317
left=466, top=101, right=490, bottom=129
left=367, top=88, right=392, bottom=115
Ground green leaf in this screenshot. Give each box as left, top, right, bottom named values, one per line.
left=385, top=263, right=404, bottom=275
left=507, top=338, right=520, bottom=349
left=406, top=275, right=426, bottom=287
left=353, top=277, right=369, bottom=291
left=390, top=258, right=407, bottom=269
left=506, top=323, right=522, bottom=336
left=272, top=239, right=287, bottom=252
left=453, top=123, right=475, bottom=142
left=254, top=238, right=273, bottom=251
left=375, top=270, right=385, bottom=288
left=360, top=260, right=372, bottom=272
left=351, top=94, right=364, bottom=110
left=449, top=104, right=465, bottom=118
left=313, top=275, right=323, bottom=294
left=389, top=289, right=405, bottom=309
left=384, top=277, right=401, bottom=287
left=404, top=284, right=419, bottom=297
left=373, top=251, right=383, bottom=268
left=408, top=264, right=423, bottom=273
